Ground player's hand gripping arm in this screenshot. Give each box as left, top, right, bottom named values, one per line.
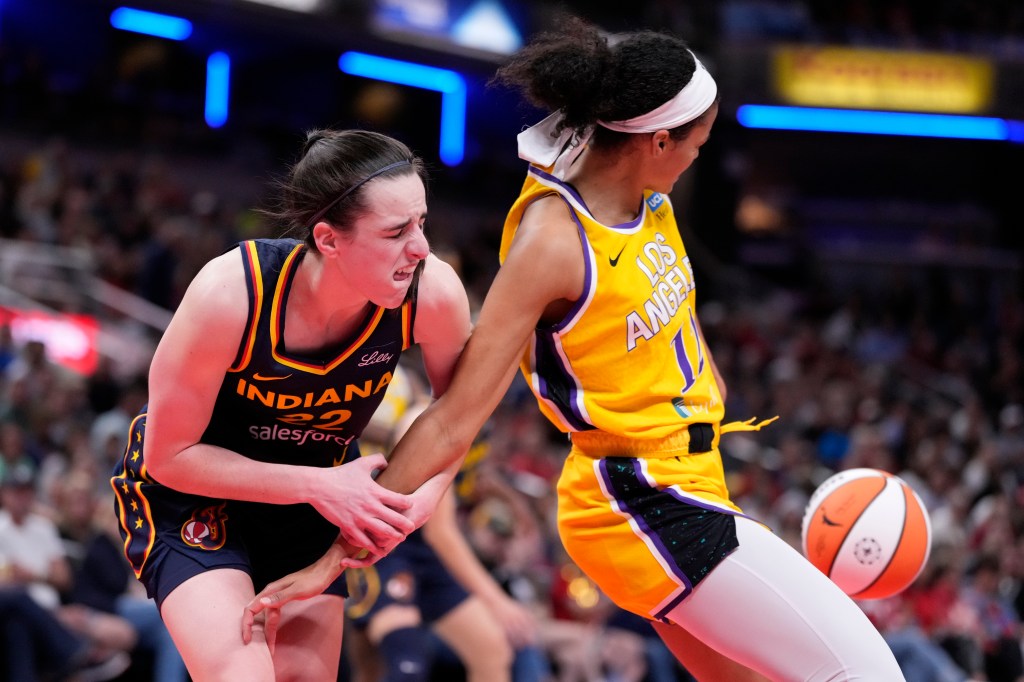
left=241, top=196, right=583, bottom=629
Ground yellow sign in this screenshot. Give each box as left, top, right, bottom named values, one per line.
left=774, top=46, right=993, bottom=113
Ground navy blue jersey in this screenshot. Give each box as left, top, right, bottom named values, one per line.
left=111, top=238, right=417, bottom=604
left=204, top=238, right=415, bottom=467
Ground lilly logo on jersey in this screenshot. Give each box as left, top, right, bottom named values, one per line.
left=358, top=350, right=394, bottom=367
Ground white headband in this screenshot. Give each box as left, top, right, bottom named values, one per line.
left=517, top=51, right=717, bottom=173
left=598, top=55, right=717, bottom=133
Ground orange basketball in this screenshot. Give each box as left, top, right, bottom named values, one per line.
left=801, top=468, right=931, bottom=600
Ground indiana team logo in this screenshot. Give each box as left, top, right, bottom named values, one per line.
left=181, top=503, right=228, bottom=550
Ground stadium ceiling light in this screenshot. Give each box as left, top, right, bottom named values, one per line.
left=237, top=0, right=322, bottom=11
left=205, top=52, right=231, bottom=129
left=109, top=7, right=193, bottom=40
left=339, top=51, right=467, bottom=166
left=737, top=104, right=1021, bottom=142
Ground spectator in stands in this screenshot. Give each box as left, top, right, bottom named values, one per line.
left=0, top=324, right=14, bottom=377
left=88, top=374, right=147, bottom=471
left=55, top=467, right=188, bottom=682
left=0, top=421, right=37, bottom=483
left=0, top=586, right=129, bottom=682
left=961, top=554, right=1024, bottom=682
left=0, top=462, right=134, bottom=680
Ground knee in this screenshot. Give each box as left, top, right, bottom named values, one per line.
left=460, top=626, right=513, bottom=675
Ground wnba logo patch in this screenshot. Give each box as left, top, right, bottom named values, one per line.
left=671, top=397, right=691, bottom=418
left=181, top=503, right=228, bottom=550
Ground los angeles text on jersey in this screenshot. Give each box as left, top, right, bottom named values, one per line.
left=624, top=233, right=695, bottom=351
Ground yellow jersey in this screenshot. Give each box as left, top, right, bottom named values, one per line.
left=500, top=165, right=725, bottom=441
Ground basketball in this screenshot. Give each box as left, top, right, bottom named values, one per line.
left=801, top=468, right=932, bottom=600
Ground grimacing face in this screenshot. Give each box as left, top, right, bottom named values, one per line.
left=333, top=173, right=430, bottom=309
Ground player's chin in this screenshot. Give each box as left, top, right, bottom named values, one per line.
left=649, top=178, right=675, bottom=195
left=374, top=283, right=411, bottom=309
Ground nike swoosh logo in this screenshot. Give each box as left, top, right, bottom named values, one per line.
left=821, top=512, right=842, bottom=527
left=252, top=372, right=293, bottom=381
left=609, top=244, right=627, bottom=267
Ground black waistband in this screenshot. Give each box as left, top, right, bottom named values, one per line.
left=687, top=423, right=714, bottom=454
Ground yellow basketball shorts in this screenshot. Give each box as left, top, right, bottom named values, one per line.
left=556, top=445, right=761, bottom=622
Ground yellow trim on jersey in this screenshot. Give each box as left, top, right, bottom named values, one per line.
left=111, top=413, right=152, bottom=577
left=401, top=301, right=413, bottom=350
left=344, top=566, right=382, bottom=619
left=229, top=241, right=265, bottom=373
left=111, top=414, right=158, bottom=580
left=267, top=244, right=387, bottom=374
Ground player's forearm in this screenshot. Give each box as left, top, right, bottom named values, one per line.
left=145, top=442, right=320, bottom=505
left=374, top=404, right=471, bottom=494
left=377, top=355, right=522, bottom=494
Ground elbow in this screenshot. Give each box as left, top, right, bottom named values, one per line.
left=142, top=447, right=180, bottom=487
left=419, top=404, right=475, bottom=462
left=143, top=453, right=168, bottom=483
left=439, top=421, right=476, bottom=464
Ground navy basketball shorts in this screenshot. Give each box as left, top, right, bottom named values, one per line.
left=112, top=412, right=348, bottom=609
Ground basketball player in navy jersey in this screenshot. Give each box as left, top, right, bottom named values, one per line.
left=243, top=19, right=905, bottom=682
left=110, top=129, right=472, bottom=681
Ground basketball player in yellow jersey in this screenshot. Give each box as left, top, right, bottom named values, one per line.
left=243, top=17, right=906, bottom=682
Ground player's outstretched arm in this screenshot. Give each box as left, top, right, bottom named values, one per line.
left=377, top=196, right=583, bottom=496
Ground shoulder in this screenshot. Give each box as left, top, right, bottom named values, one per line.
left=494, top=190, right=586, bottom=305
left=177, top=248, right=249, bottom=325
left=413, top=253, right=471, bottom=344
left=505, top=192, right=582, bottom=279
left=520, top=192, right=576, bottom=230
left=153, top=248, right=249, bottom=361
left=417, top=253, right=469, bottom=313
left=516, top=193, right=581, bottom=252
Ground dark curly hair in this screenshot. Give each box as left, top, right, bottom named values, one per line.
left=491, top=15, right=712, bottom=149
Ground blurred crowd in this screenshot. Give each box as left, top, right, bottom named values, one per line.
left=0, top=127, right=1022, bottom=682
left=0, top=0, right=1023, bottom=678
